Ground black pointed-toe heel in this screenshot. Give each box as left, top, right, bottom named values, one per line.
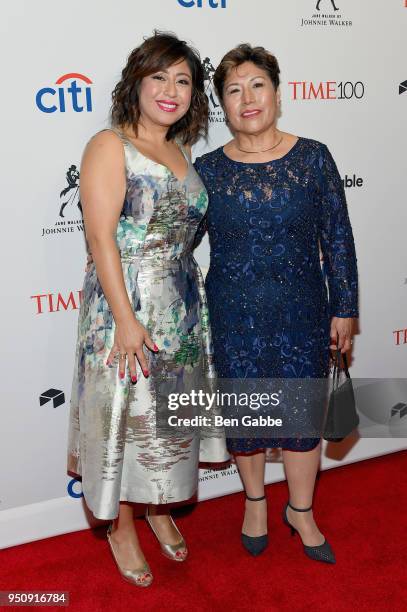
left=241, top=494, right=268, bottom=557
left=282, top=501, right=336, bottom=564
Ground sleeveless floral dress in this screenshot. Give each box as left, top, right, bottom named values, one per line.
left=67, top=128, right=228, bottom=520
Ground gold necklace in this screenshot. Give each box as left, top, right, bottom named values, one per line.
left=236, top=133, right=284, bottom=154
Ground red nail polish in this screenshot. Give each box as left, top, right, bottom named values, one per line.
left=143, top=369, right=149, bottom=377
left=153, top=343, right=159, bottom=352
left=119, top=372, right=124, bottom=380
left=131, top=375, right=137, bottom=383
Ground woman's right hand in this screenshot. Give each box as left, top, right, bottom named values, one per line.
left=106, top=317, right=158, bottom=382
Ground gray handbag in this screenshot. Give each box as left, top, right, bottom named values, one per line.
left=324, top=346, right=359, bottom=442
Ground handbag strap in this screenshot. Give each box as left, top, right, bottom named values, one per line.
left=342, top=352, right=350, bottom=378
left=332, top=335, right=351, bottom=387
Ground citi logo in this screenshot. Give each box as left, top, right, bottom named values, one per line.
left=36, top=73, right=93, bottom=113
left=31, top=291, right=83, bottom=314
left=393, top=329, right=407, bottom=345
left=177, top=0, right=226, bottom=7
left=288, top=81, right=364, bottom=100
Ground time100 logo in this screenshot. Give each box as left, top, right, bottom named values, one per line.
left=178, top=0, right=227, bottom=7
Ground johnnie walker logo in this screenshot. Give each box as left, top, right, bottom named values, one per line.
left=300, top=0, right=353, bottom=27
left=202, top=57, right=226, bottom=124
left=41, top=164, right=84, bottom=237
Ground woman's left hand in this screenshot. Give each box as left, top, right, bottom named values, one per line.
left=330, top=317, right=354, bottom=353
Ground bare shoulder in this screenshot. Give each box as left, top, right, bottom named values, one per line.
left=84, top=129, right=124, bottom=158
left=81, top=129, right=125, bottom=175
left=79, top=129, right=126, bottom=206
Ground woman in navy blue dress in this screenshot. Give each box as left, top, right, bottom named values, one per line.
left=194, top=45, right=358, bottom=563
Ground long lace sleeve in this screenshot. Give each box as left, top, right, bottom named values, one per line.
left=317, top=145, right=359, bottom=318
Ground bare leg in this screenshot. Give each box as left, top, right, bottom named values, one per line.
left=235, top=452, right=267, bottom=537
left=109, top=502, right=149, bottom=569
left=282, top=442, right=325, bottom=546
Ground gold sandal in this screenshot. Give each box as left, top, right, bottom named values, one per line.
left=106, top=523, right=153, bottom=587
left=145, top=508, right=188, bottom=562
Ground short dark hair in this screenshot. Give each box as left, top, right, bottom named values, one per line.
left=213, top=44, right=280, bottom=104
left=110, top=31, right=208, bottom=145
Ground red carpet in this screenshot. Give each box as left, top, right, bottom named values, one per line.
left=1, top=451, right=407, bottom=612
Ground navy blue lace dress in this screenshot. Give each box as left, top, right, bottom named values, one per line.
left=194, top=138, right=358, bottom=453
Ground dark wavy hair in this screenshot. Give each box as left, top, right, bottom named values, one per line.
left=110, top=31, right=208, bottom=145
left=214, top=44, right=280, bottom=104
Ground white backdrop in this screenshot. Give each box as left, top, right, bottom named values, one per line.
left=1, top=0, right=406, bottom=549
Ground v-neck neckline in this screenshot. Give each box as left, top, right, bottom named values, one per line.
left=113, top=128, right=190, bottom=184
